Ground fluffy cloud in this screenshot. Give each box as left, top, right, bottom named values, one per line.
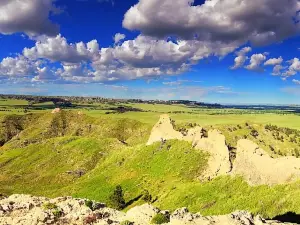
left=264, top=57, right=283, bottom=66
left=123, top=0, right=300, bottom=45
left=89, top=35, right=241, bottom=81
left=282, top=58, right=300, bottom=77
left=231, top=47, right=252, bottom=69
left=245, top=54, right=267, bottom=72
left=32, top=67, right=58, bottom=82
left=232, top=54, right=300, bottom=78
left=112, top=36, right=191, bottom=69
left=114, top=33, right=126, bottom=44
left=293, top=79, right=300, bottom=85
left=23, top=35, right=100, bottom=63
left=0, top=56, right=37, bottom=77
left=272, top=65, right=285, bottom=76
left=0, top=0, right=60, bottom=36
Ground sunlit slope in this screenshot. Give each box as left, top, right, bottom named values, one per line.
left=1, top=111, right=300, bottom=218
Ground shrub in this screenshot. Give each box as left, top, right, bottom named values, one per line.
left=202, top=128, right=208, bottom=138
left=294, top=149, right=300, bottom=158
left=151, top=213, right=170, bottom=224
left=120, top=220, right=133, bottom=225
left=85, top=200, right=93, bottom=210
left=42, top=203, right=62, bottom=219
left=108, top=185, right=126, bottom=210
left=43, top=202, right=58, bottom=210
left=52, top=208, right=63, bottom=219
left=142, top=190, right=152, bottom=203
left=250, top=129, right=259, bottom=138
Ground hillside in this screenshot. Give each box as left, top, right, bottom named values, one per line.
left=1, top=110, right=300, bottom=220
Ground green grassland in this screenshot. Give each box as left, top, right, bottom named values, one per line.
left=1, top=98, right=300, bottom=218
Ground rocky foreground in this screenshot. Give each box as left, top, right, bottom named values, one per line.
left=0, top=195, right=296, bottom=225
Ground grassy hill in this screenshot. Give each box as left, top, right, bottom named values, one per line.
left=1, top=110, right=300, bottom=218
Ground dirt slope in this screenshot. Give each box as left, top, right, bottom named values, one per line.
left=0, top=195, right=294, bottom=225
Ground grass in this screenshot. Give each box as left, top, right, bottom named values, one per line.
left=1, top=99, right=300, bottom=218
left=67, top=140, right=208, bottom=205
left=0, top=99, right=28, bottom=106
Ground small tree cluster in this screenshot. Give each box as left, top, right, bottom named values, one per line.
left=250, top=129, right=259, bottom=138
left=108, top=185, right=126, bottom=210
left=142, top=190, right=152, bottom=203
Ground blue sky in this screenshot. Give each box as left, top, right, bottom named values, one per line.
left=0, top=0, right=300, bottom=104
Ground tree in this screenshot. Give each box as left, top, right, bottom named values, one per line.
left=108, top=185, right=126, bottom=210
left=142, top=190, right=152, bottom=203
left=250, top=129, right=259, bottom=138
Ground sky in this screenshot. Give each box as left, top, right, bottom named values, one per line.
left=0, top=0, right=300, bottom=104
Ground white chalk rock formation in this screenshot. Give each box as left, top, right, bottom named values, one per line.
left=147, top=115, right=300, bottom=185
left=125, top=204, right=160, bottom=225
left=51, top=108, right=61, bottom=114
left=147, top=114, right=183, bottom=145
left=232, top=139, right=300, bottom=185
left=195, top=130, right=232, bottom=180
left=147, top=115, right=231, bottom=180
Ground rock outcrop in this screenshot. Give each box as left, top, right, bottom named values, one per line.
left=51, top=108, right=61, bottom=114
left=147, top=115, right=231, bottom=180
left=147, top=114, right=300, bottom=186
left=146, top=114, right=183, bottom=145
left=0, top=195, right=295, bottom=225
left=232, top=139, right=300, bottom=185
left=195, top=130, right=232, bottom=181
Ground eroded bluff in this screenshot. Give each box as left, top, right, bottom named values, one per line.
left=147, top=114, right=300, bottom=185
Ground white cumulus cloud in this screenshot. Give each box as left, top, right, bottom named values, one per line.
left=0, top=0, right=60, bottom=36
left=264, top=57, right=283, bottom=66
left=114, top=33, right=126, bottom=44
left=245, top=54, right=267, bottom=72
left=231, top=47, right=252, bottom=69
left=292, top=79, right=300, bottom=85
left=23, top=35, right=100, bottom=63
left=123, top=0, right=300, bottom=46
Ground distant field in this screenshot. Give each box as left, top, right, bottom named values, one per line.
left=1, top=98, right=300, bottom=129
left=0, top=99, right=28, bottom=106
left=85, top=111, right=300, bottom=130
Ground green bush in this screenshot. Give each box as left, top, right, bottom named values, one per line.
left=142, top=190, right=152, bottom=203
left=42, top=203, right=62, bottom=219
left=52, top=208, right=63, bottom=219
left=108, top=185, right=126, bottom=210
left=151, top=213, right=169, bottom=224
left=120, top=220, right=133, bottom=225
left=85, top=199, right=93, bottom=210
left=43, top=202, right=58, bottom=210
